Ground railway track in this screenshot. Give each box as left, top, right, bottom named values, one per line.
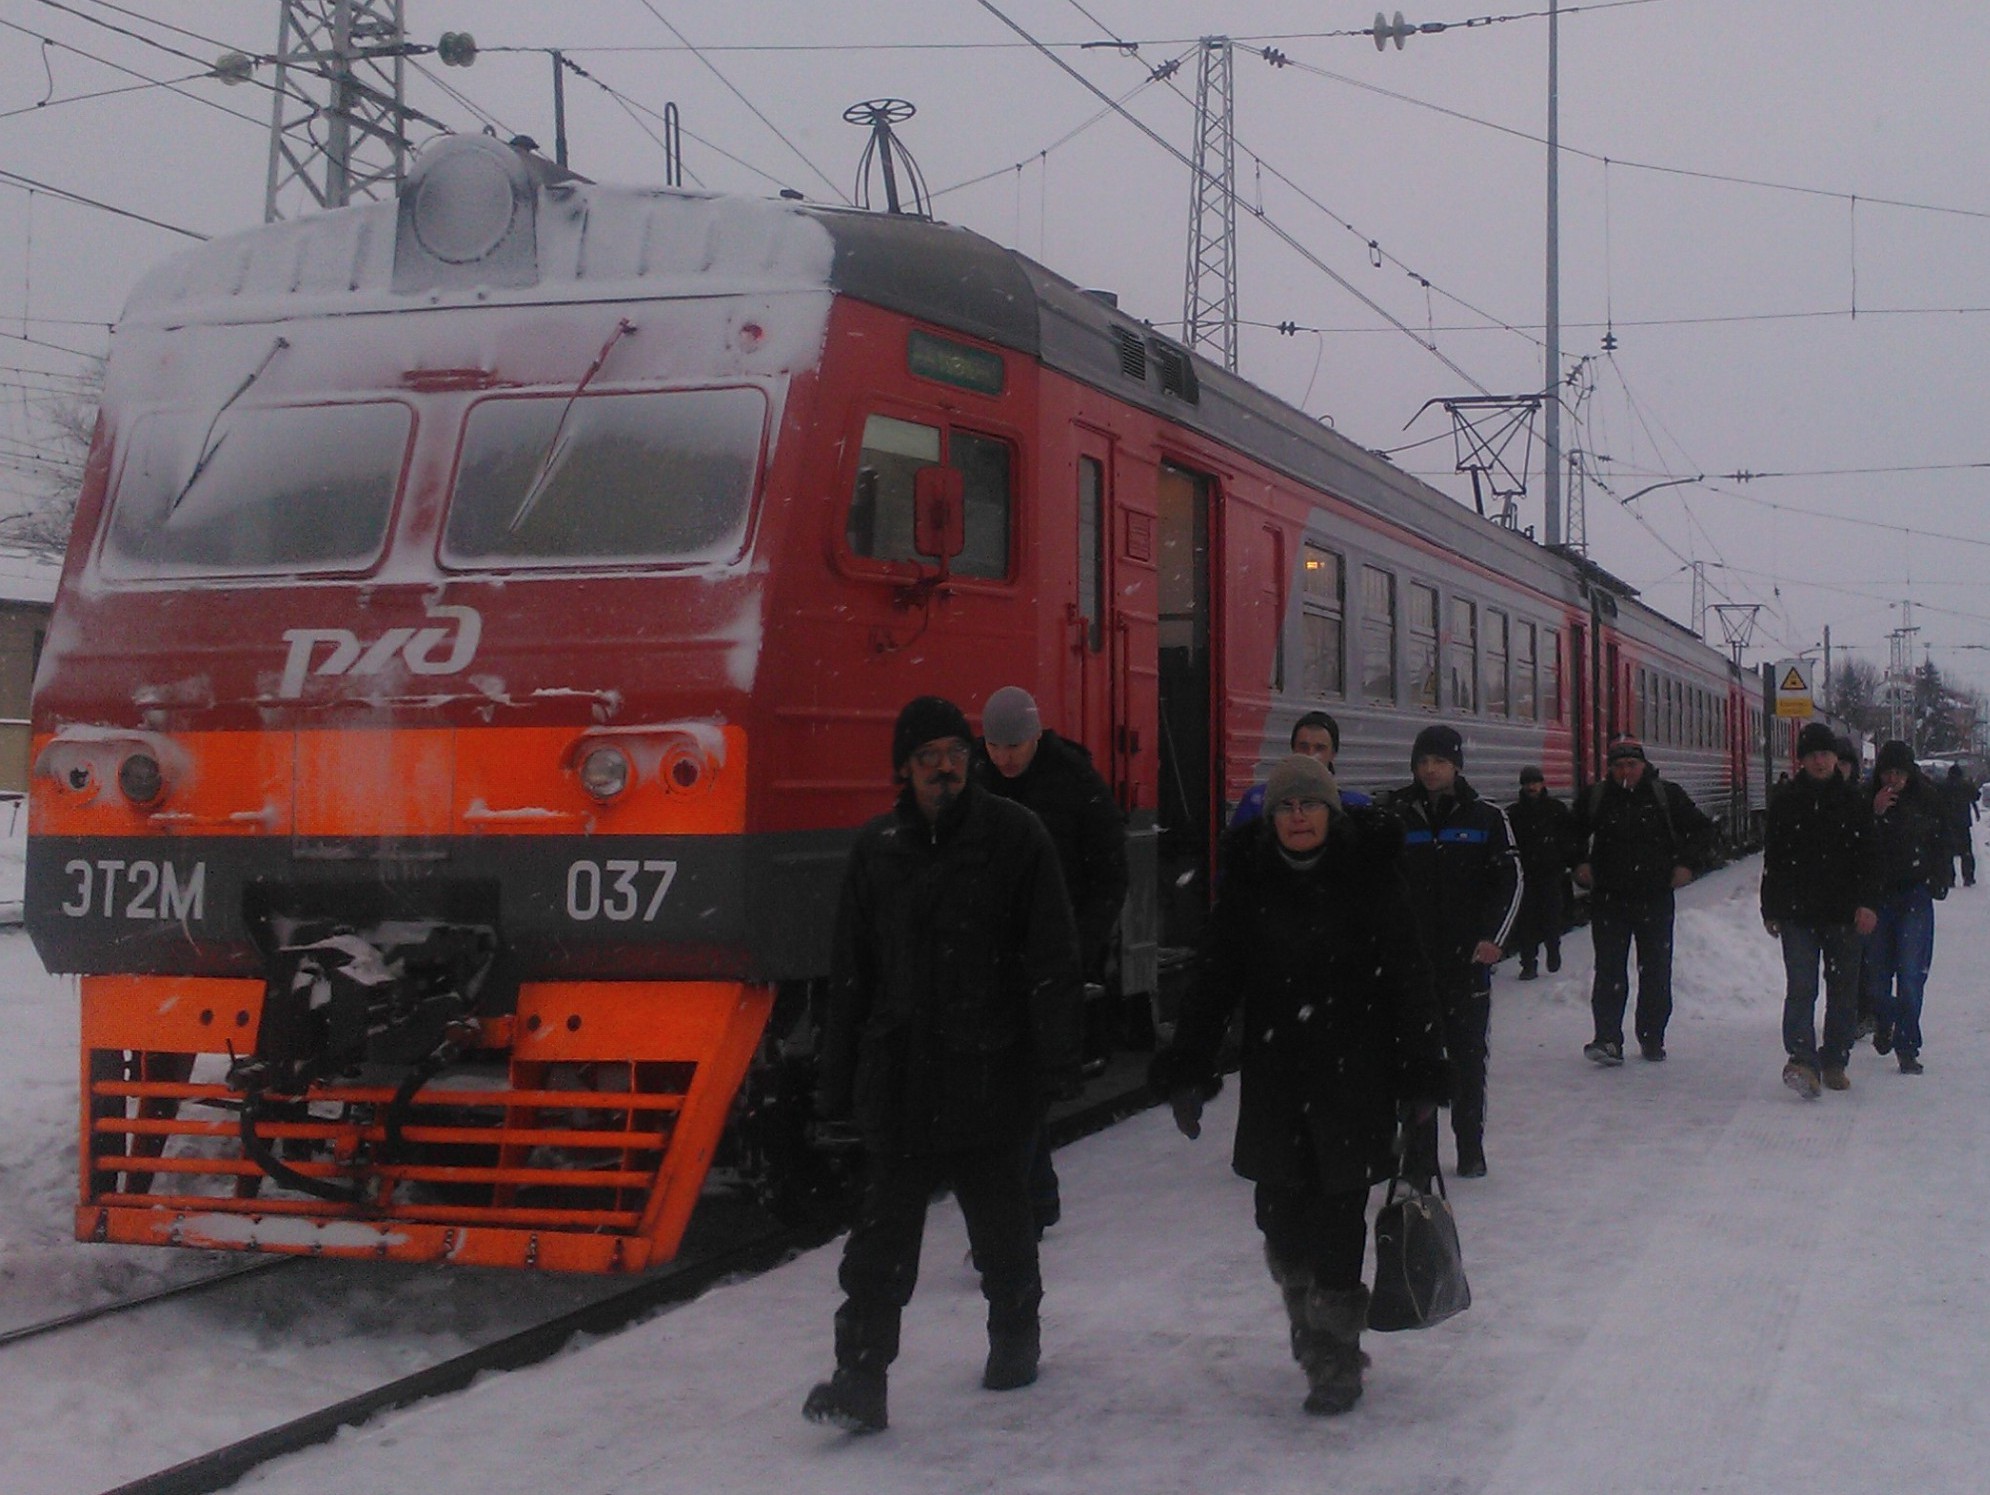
left=101, top=1070, right=1161, bottom=1495
left=0, top=1257, right=297, bottom=1353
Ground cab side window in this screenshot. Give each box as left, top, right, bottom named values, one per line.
left=846, top=414, right=1011, bottom=579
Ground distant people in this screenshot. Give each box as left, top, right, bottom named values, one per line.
left=1230, top=710, right=1371, bottom=828
left=1761, top=722, right=1880, bottom=1099
left=1863, top=740, right=1950, bottom=1075
left=1384, top=725, right=1522, bottom=1179
left=804, top=696, right=1082, bottom=1434
left=976, top=684, right=1129, bottom=1234
left=1940, top=763, right=1979, bottom=888
left=1572, top=734, right=1716, bottom=1065
left=1507, top=765, right=1575, bottom=980
left=1151, top=753, right=1444, bottom=1417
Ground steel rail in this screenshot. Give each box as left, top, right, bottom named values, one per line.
left=102, top=1077, right=1162, bottom=1495
left=0, top=1256, right=298, bottom=1352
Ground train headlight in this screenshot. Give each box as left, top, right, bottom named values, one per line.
left=578, top=746, right=631, bottom=801
left=117, top=752, right=165, bottom=806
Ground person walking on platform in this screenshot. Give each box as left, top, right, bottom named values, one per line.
left=1761, top=722, right=1880, bottom=1098
left=1230, top=710, right=1371, bottom=828
left=1507, top=765, right=1574, bottom=979
left=1151, top=753, right=1444, bottom=1417
left=1385, top=725, right=1522, bottom=1180
left=1940, top=763, right=1979, bottom=888
left=804, top=696, right=1082, bottom=1435
left=975, top=684, right=1128, bottom=1235
left=1572, top=734, right=1716, bottom=1066
left=1864, top=740, right=1951, bottom=1075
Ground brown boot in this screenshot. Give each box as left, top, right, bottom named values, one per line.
left=1299, top=1286, right=1371, bottom=1416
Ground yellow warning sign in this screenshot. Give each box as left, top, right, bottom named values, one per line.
left=1773, top=658, right=1813, bottom=719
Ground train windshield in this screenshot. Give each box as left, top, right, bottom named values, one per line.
left=442, top=386, right=765, bottom=567
left=101, top=401, right=410, bottom=579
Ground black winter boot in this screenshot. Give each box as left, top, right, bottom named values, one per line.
left=1265, top=1246, right=1313, bottom=1363
left=982, top=1321, right=1041, bottom=1390
left=1299, top=1286, right=1371, bottom=1415
left=802, top=1367, right=888, bottom=1433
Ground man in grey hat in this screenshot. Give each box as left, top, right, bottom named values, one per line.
left=975, top=684, right=1128, bottom=1234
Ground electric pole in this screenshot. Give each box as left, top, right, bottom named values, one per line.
left=1182, top=38, right=1239, bottom=370
left=264, top=1, right=410, bottom=223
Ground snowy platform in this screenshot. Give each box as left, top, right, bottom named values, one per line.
left=6, top=834, right=1989, bottom=1494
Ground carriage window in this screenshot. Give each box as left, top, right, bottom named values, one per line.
left=1485, top=609, right=1510, bottom=717
left=1545, top=629, right=1562, bottom=722
left=1448, top=596, right=1478, bottom=713
left=845, top=414, right=1010, bottom=579
left=1408, top=581, right=1439, bottom=709
left=103, top=401, right=409, bottom=578
left=444, top=387, right=764, bottom=566
left=1301, top=544, right=1345, bottom=697
left=1362, top=566, right=1397, bottom=704
left=1515, top=621, right=1538, bottom=721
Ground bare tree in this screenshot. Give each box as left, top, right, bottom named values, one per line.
left=0, top=356, right=103, bottom=556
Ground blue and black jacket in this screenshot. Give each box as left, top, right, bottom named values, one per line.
left=1384, top=775, right=1524, bottom=971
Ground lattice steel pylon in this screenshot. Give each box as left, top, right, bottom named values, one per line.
left=265, top=0, right=410, bottom=223
left=1181, top=38, right=1238, bottom=371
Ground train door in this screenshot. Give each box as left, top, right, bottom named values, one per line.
left=1570, top=622, right=1590, bottom=785
left=1077, top=430, right=1156, bottom=1000
left=1154, top=462, right=1214, bottom=964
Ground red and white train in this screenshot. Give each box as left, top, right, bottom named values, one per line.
left=29, top=134, right=1807, bottom=1272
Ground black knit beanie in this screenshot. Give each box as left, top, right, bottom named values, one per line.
left=1411, top=724, right=1464, bottom=770
left=891, top=695, right=973, bottom=772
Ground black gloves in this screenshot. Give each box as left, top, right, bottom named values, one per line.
left=1169, top=1087, right=1205, bottom=1140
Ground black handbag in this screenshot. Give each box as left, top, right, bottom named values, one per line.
left=1368, top=1162, right=1472, bottom=1332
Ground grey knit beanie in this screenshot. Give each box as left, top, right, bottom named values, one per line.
left=1263, top=753, right=1343, bottom=815
left=981, top=685, right=1042, bottom=746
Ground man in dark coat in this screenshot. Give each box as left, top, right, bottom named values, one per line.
left=1385, top=724, right=1522, bottom=1179
left=803, top=696, right=1082, bottom=1435
left=1572, top=734, right=1717, bottom=1066
left=975, top=684, right=1129, bottom=1234
left=1507, top=765, right=1575, bottom=979
left=1152, top=753, right=1444, bottom=1417
left=1761, top=721, right=1880, bottom=1098
left=1864, top=739, right=1950, bottom=1074
left=1940, top=763, right=1979, bottom=888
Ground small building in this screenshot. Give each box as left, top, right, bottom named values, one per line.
left=0, top=546, right=61, bottom=792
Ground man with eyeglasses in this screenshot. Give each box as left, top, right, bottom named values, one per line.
left=804, top=695, right=1082, bottom=1435
left=1385, top=725, right=1522, bottom=1180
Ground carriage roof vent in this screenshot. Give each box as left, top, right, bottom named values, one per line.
left=1111, top=327, right=1147, bottom=382
left=1148, top=337, right=1199, bottom=404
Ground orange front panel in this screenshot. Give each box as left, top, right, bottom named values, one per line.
left=32, top=730, right=295, bottom=837
left=81, top=974, right=264, bottom=1051
left=294, top=728, right=455, bottom=837
left=453, top=723, right=750, bottom=836
left=514, top=980, right=748, bottom=1061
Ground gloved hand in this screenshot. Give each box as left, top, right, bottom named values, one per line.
left=1169, top=1086, right=1205, bottom=1140
left=1762, top=917, right=1781, bottom=939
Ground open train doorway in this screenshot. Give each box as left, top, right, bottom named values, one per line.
left=1154, top=462, right=1213, bottom=968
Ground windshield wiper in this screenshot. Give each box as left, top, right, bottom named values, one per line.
left=503, top=318, right=637, bottom=536
left=168, top=336, right=291, bottom=514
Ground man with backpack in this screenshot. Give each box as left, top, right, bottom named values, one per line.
left=1571, top=735, right=1716, bottom=1065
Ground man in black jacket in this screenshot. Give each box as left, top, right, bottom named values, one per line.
left=1940, top=763, right=1979, bottom=888
left=976, top=684, right=1129, bottom=1234
left=803, top=696, right=1082, bottom=1435
left=1507, top=765, right=1575, bottom=979
left=1761, top=721, right=1880, bottom=1098
left=1572, top=734, right=1716, bottom=1066
left=1385, top=724, right=1522, bottom=1179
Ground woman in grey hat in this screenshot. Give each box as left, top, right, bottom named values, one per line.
left=1150, top=754, right=1444, bottom=1416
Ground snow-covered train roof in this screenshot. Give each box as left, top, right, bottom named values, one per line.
left=117, top=134, right=1708, bottom=666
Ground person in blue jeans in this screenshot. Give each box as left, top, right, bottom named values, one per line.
left=1863, top=739, right=1951, bottom=1075
left=1760, top=721, right=1879, bottom=1098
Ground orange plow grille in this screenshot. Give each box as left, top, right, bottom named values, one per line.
left=78, top=977, right=774, bottom=1272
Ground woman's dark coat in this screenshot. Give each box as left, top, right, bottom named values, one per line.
left=818, top=781, right=1082, bottom=1154
left=1151, top=806, right=1446, bottom=1193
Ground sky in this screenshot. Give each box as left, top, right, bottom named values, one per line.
left=3, top=1, right=1990, bottom=689
left=7, top=817, right=1990, bottom=1492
